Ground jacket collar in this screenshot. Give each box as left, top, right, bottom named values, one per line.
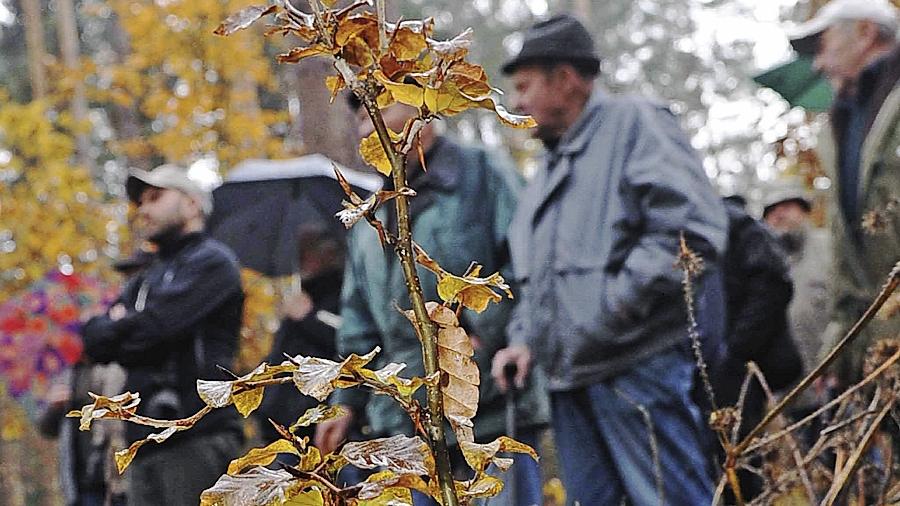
left=527, top=92, right=605, bottom=221
left=553, top=91, right=606, bottom=157
left=155, top=231, right=204, bottom=258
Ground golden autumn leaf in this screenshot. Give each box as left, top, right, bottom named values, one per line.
left=277, top=45, right=332, bottom=64
left=196, top=362, right=294, bottom=416
left=227, top=439, right=300, bottom=475
left=459, top=436, right=539, bottom=475
left=115, top=426, right=182, bottom=473
left=355, top=470, right=431, bottom=504
left=359, top=130, right=398, bottom=176
left=340, top=435, right=433, bottom=476
left=374, top=70, right=424, bottom=108
left=415, top=244, right=513, bottom=313
left=233, top=387, right=264, bottom=417
left=325, top=75, right=346, bottom=102
left=358, top=362, right=438, bottom=400
left=388, top=25, right=429, bottom=61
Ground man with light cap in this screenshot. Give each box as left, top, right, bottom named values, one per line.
left=82, top=164, right=245, bottom=506
left=788, top=0, right=900, bottom=381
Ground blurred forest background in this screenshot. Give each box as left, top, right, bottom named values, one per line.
left=0, top=0, right=860, bottom=503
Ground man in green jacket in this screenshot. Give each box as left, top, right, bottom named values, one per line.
left=788, top=0, right=900, bottom=381
left=315, top=97, right=549, bottom=506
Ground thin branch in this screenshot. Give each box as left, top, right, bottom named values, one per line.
left=735, top=261, right=900, bottom=455
left=821, top=398, right=895, bottom=506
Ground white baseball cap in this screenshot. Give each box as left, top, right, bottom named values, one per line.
left=788, top=0, right=899, bottom=55
left=126, top=164, right=213, bottom=216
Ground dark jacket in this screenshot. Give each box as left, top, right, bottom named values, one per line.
left=83, top=232, right=245, bottom=446
left=254, top=269, right=341, bottom=442
left=507, top=92, right=728, bottom=391
left=715, top=198, right=800, bottom=403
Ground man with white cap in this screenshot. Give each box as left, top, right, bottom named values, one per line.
left=82, top=164, right=245, bottom=506
left=788, top=0, right=900, bottom=381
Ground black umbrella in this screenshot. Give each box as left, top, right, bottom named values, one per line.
left=208, top=154, right=381, bottom=277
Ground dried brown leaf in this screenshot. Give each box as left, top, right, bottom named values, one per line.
left=276, top=45, right=331, bottom=64
left=340, top=435, right=433, bottom=476
left=214, top=4, right=277, bottom=36
left=200, top=467, right=315, bottom=506
left=290, top=404, right=346, bottom=431
left=67, top=391, right=141, bottom=431
left=289, top=348, right=378, bottom=401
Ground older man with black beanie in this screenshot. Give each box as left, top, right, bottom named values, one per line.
left=492, top=14, right=726, bottom=504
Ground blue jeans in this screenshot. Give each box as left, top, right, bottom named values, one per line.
left=551, top=351, right=714, bottom=506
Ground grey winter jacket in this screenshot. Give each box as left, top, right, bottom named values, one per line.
left=507, top=92, right=728, bottom=391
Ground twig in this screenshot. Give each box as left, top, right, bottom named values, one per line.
left=821, top=398, right=895, bottom=506
left=359, top=55, right=460, bottom=506
left=744, top=345, right=900, bottom=453
left=614, top=387, right=664, bottom=506
left=735, top=261, right=900, bottom=455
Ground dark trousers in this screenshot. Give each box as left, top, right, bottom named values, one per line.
left=551, top=351, right=714, bottom=505
left=128, top=431, right=242, bottom=506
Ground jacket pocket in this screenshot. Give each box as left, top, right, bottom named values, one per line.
left=552, top=261, right=612, bottom=336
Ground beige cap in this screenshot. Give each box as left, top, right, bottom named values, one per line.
left=788, top=0, right=899, bottom=55
left=126, top=164, right=213, bottom=216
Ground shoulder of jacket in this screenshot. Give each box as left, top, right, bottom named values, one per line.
left=188, top=237, right=241, bottom=270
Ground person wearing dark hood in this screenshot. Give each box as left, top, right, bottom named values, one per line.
left=253, top=224, right=345, bottom=444
left=82, top=164, right=245, bottom=506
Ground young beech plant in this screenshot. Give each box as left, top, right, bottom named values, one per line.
left=69, top=1, right=537, bottom=505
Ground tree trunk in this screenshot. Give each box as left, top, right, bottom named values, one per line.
left=55, top=0, right=95, bottom=172
left=290, top=59, right=359, bottom=166
left=21, top=0, right=47, bottom=99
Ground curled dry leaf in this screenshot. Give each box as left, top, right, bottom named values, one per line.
left=196, top=362, right=295, bottom=417
left=67, top=391, right=141, bottom=431
left=404, top=302, right=480, bottom=433
left=340, top=434, right=433, bottom=476
left=200, top=467, right=318, bottom=506
left=289, top=347, right=379, bottom=401
left=459, top=436, right=539, bottom=475
left=290, top=404, right=346, bottom=430
left=415, top=244, right=513, bottom=313
left=213, top=4, right=278, bottom=36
